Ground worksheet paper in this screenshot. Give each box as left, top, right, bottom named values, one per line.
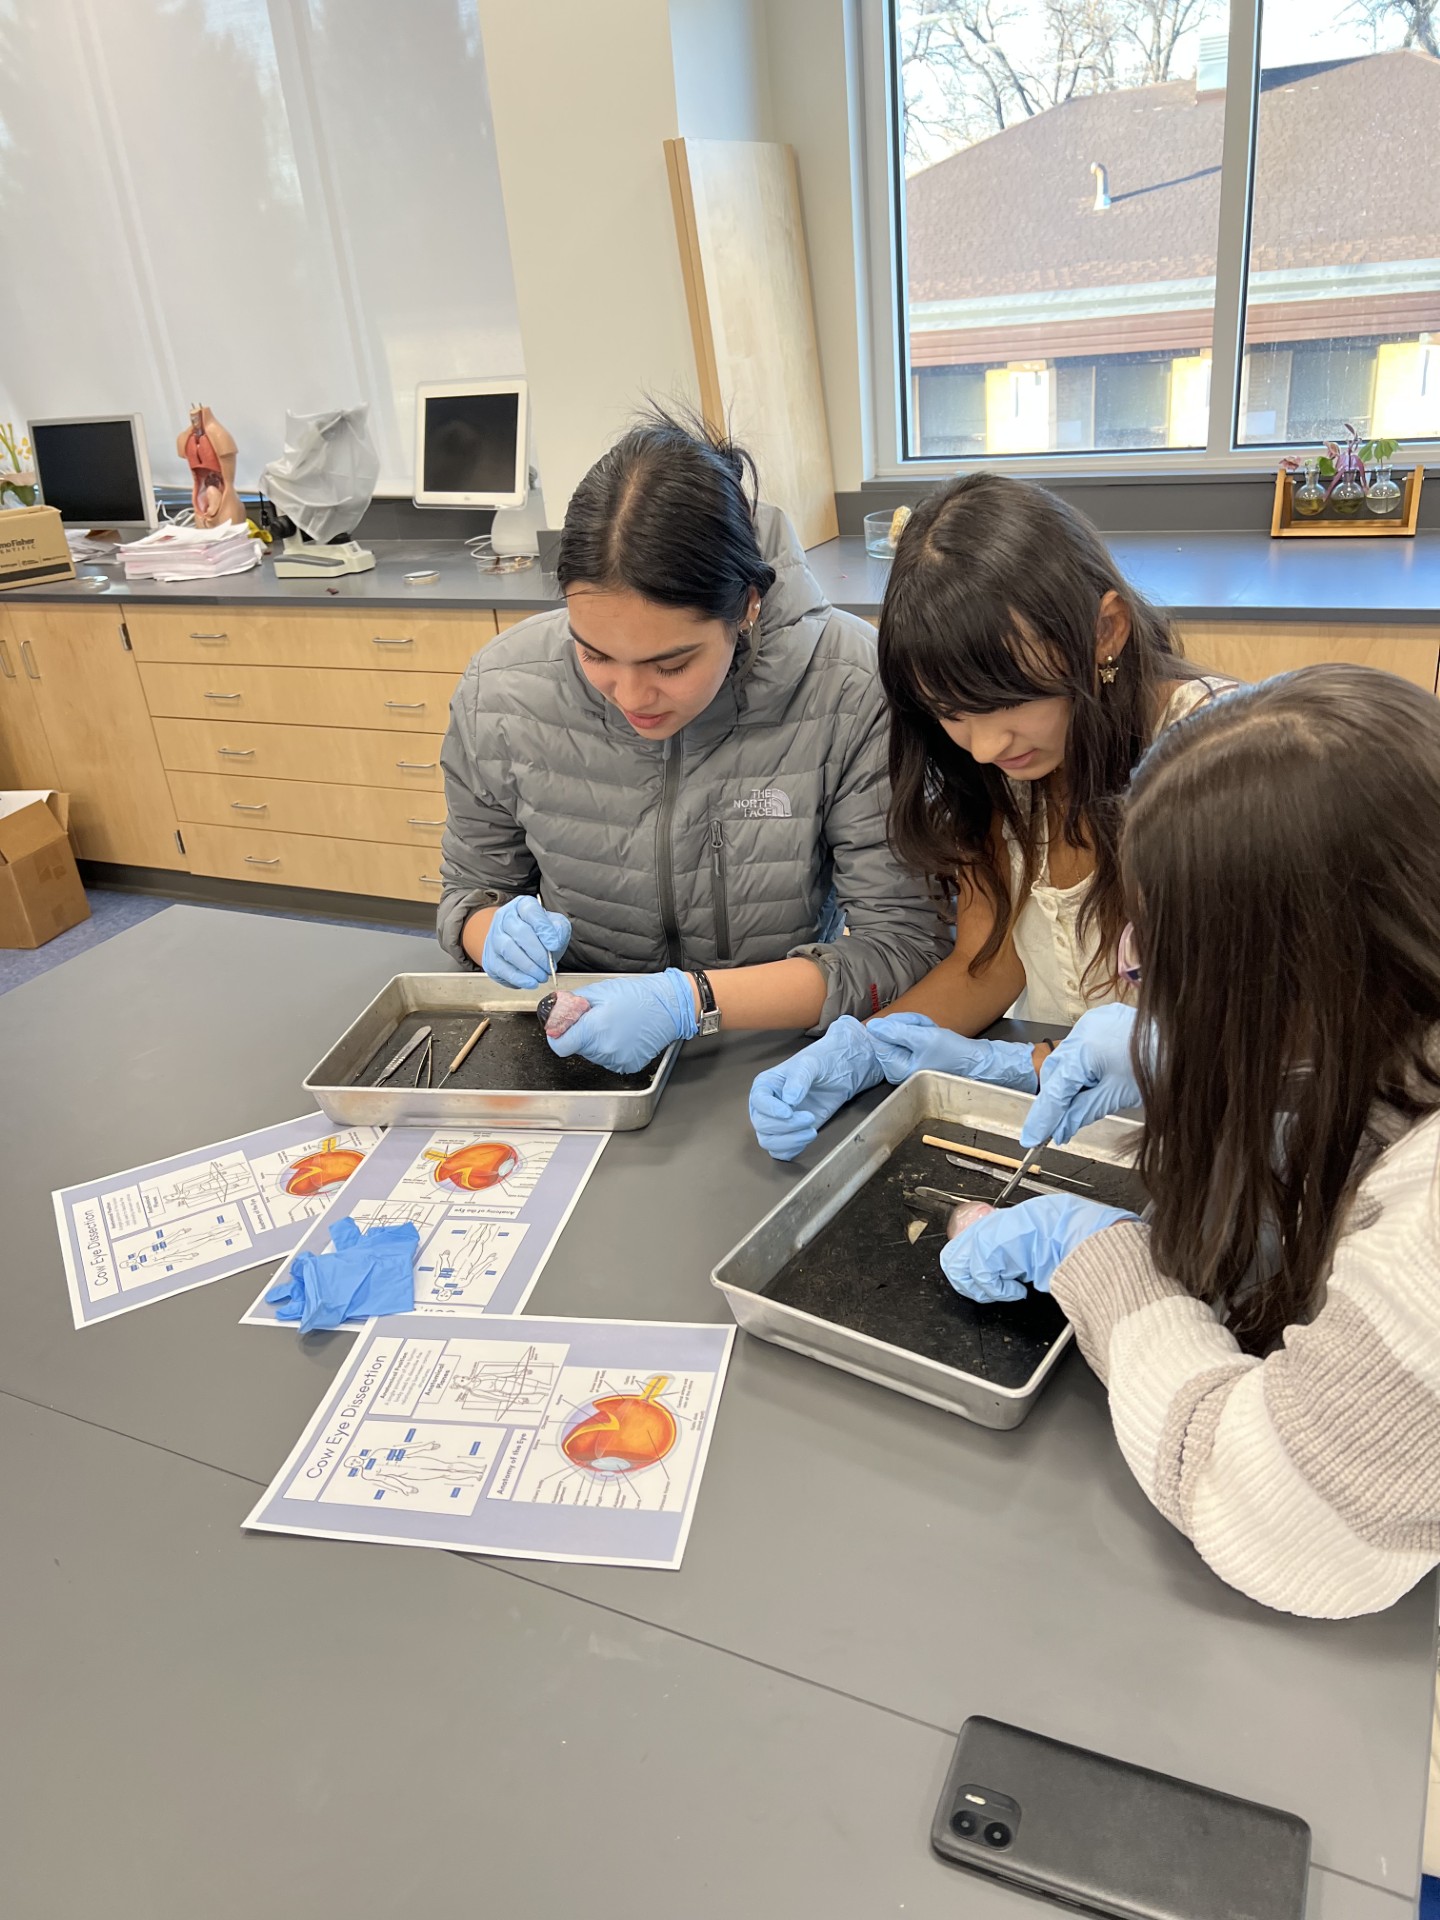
left=241, top=1126, right=609, bottom=1328
left=54, top=1114, right=383, bottom=1329
left=245, top=1313, right=734, bottom=1570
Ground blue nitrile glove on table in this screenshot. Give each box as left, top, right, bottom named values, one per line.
left=867, top=1011, right=1039, bottom=1092
left=266, top=1216, right=420, bottom=1334
left=941, top=1192, right=1137, bottom=1304
left=481, top=896, right=572, bottom=990
left=749, top=1015, right=884, bottom=1161
left=1020, top=1002, right=1144, bottom=1150
left=547, top=968, right=699, bottom=1074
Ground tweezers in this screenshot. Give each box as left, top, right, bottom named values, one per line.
left=375, top=1024, right=432, bottom=1084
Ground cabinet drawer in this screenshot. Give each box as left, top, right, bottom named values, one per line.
left=181, top=820, right=447, bottom=903
left=138, top=661, right=458, bottom=730
left=168, top=771, right=446, bottom=845
left=152, top=717, right=446, bottom=789
left=125, top=606, right=495, bottom=673
left=1178, top=621, right=1440, bottom=692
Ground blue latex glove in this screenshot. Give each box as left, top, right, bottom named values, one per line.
left=867, top=1011, right=1038, bottom=1093
left=266, top=1216, right=420, bottom=1334
left=1020, top=1002, right=1144, bottom=1150
left=748, top=1016, right=884, bottom=1161
left=547, top=968, right=699, bottom=1074
left=941, top=1192, right=1137, bottom=1304
left=481, top=896, right=572, bottom=990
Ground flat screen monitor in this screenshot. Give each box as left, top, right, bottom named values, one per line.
left=27, top=414, right=157, bottom=530
left=413, top=380, right=528, bottom=509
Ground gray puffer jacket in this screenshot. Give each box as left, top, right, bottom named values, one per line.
left=437, top=505, right=945, bottom=1025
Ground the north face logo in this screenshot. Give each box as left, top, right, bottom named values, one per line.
left=734, top=788, right=792, bottom=819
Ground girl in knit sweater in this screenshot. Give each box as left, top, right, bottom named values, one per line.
left=944, top=664, right=1440, bottom=1619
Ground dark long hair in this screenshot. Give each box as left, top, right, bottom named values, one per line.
left=878, top=473, right=1193, bottom=985
left=1126, top=665, right=1440, bottom=1354
left=556, top=407, right=776, bottom=622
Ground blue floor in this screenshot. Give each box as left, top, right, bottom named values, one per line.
left=0, top=886, right=432, bottom=995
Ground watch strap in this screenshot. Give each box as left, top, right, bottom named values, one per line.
left=691, top=967, right=721, bottom=1037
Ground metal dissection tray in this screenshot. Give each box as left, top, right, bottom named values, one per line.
left=712, top=1070, right=1146, bottom=1429
left=303, top=973, right=680, bottom=1131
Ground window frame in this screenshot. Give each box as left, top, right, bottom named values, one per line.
left=859, top=0, right=1344, bottom=479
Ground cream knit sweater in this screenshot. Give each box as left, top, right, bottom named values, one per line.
left=1050, top=1111, right=1440, bottom=1619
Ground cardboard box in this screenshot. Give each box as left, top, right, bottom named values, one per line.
left=0, top=791, right=89, bottom=948
left=0, top=505, right=75, bottom=592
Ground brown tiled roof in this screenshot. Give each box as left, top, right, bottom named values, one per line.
left=905, top=49, right=1440, bottom=302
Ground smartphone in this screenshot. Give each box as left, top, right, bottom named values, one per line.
left=931, top=1716, right=1311, bottom=1919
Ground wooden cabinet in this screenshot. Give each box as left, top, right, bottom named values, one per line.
left=0, top=605, right=185, bottom=867
left=166, top=771, right=446, bottom=846
left=1178, top=621, right=1440, bottom=693
left=137, top=661, right=458, bottom=732
left=178, top=821, right=445, bottom=903
left=151, top=717, right=446, bottom=790
left=124, top=605, right=494, bottom=674
left=0, top=618, right=59, bottom=788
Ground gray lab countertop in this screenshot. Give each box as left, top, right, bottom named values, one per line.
left=1, top=906, right=1434, bottom=1919
left=19, top=529, right=1440, bottom=621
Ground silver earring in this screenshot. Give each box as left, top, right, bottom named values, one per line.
left=1098, top=656, right=1118, bottom=686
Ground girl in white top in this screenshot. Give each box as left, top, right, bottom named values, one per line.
left=751, top=472, right=1228, bottom=1161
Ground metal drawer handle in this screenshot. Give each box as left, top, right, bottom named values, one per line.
left=21, top=639, right=39, bottom=679
left=384, top=699, right=426, bottom=711
left=395, top=759, right=437, bottom=771
left=217, top=747, right=255, bottom=759
left=372, top=635, right=415, bottom=646
left=0, top=639, right=13, bottom=680
left=190, top=631, right=229, bottom=643
left=418, top=874, right=443, bottom=887
left=244, top=855, right=281, bottom=867
left=205, top=690, right=242, bottom=701
left=231, top=801, right=268, bottom=813
left=407, top=817, right=445, bottom=827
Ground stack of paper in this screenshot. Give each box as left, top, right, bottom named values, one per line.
left=121, top=521, right=262, bottom=582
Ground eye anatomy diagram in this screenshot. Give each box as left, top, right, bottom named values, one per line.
left=248, top=1314, right=736, bottom=1570
left=244, top=1127, right=608, bottom=1327
left=425, top=1141, right=520, bottom=1192
left=281, top=1140, right=367, bottom=1198
left=55, top=1114, right=381, bottom=1328
left=561, top=1376, right=678, bottom=1475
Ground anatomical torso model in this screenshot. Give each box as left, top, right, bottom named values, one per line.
left=177, top=404, right=245, bottom=526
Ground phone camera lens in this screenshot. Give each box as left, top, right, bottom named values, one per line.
left=950, top=1810, right=978, bottom=1837
left=983, top=1821, right=1012, bottom=1849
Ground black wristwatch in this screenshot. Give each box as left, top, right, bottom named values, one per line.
left=691, top=967, right=722, bottom=1037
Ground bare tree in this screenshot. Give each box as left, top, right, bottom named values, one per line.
left=1347, top=0, right=1439, bottom=54
left=900, top=0, right=1219, bottom=167
left=1118, top=0, right=1213, bottom=82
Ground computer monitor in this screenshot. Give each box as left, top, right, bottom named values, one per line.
left=413, top=379, right=528, bottom=509
left=27, top=414, right=157, bottom=530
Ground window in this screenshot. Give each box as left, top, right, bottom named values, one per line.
left=0, top=1, right=522, bottom=495
left=884, top=0, right=1440, bottom=466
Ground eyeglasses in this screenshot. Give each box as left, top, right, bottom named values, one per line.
left=1117, top=923, right=1142, bottom=986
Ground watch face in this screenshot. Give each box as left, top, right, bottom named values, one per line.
left=699, top=1009, right=723, bottom=1036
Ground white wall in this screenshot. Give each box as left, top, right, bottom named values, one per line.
left=0, top=0, right=522, bottom=494
left=668, top=0, right=771, bottom=140
left=478, top=0, right=700, bottom=524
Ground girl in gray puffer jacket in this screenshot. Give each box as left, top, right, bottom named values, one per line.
left=438, top=410, right=945, bottom=1072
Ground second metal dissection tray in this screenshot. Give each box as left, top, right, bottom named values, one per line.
left=712, top=1070, right=1146, bottom=1429
left=304, top=973, right=679, bottom=1131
